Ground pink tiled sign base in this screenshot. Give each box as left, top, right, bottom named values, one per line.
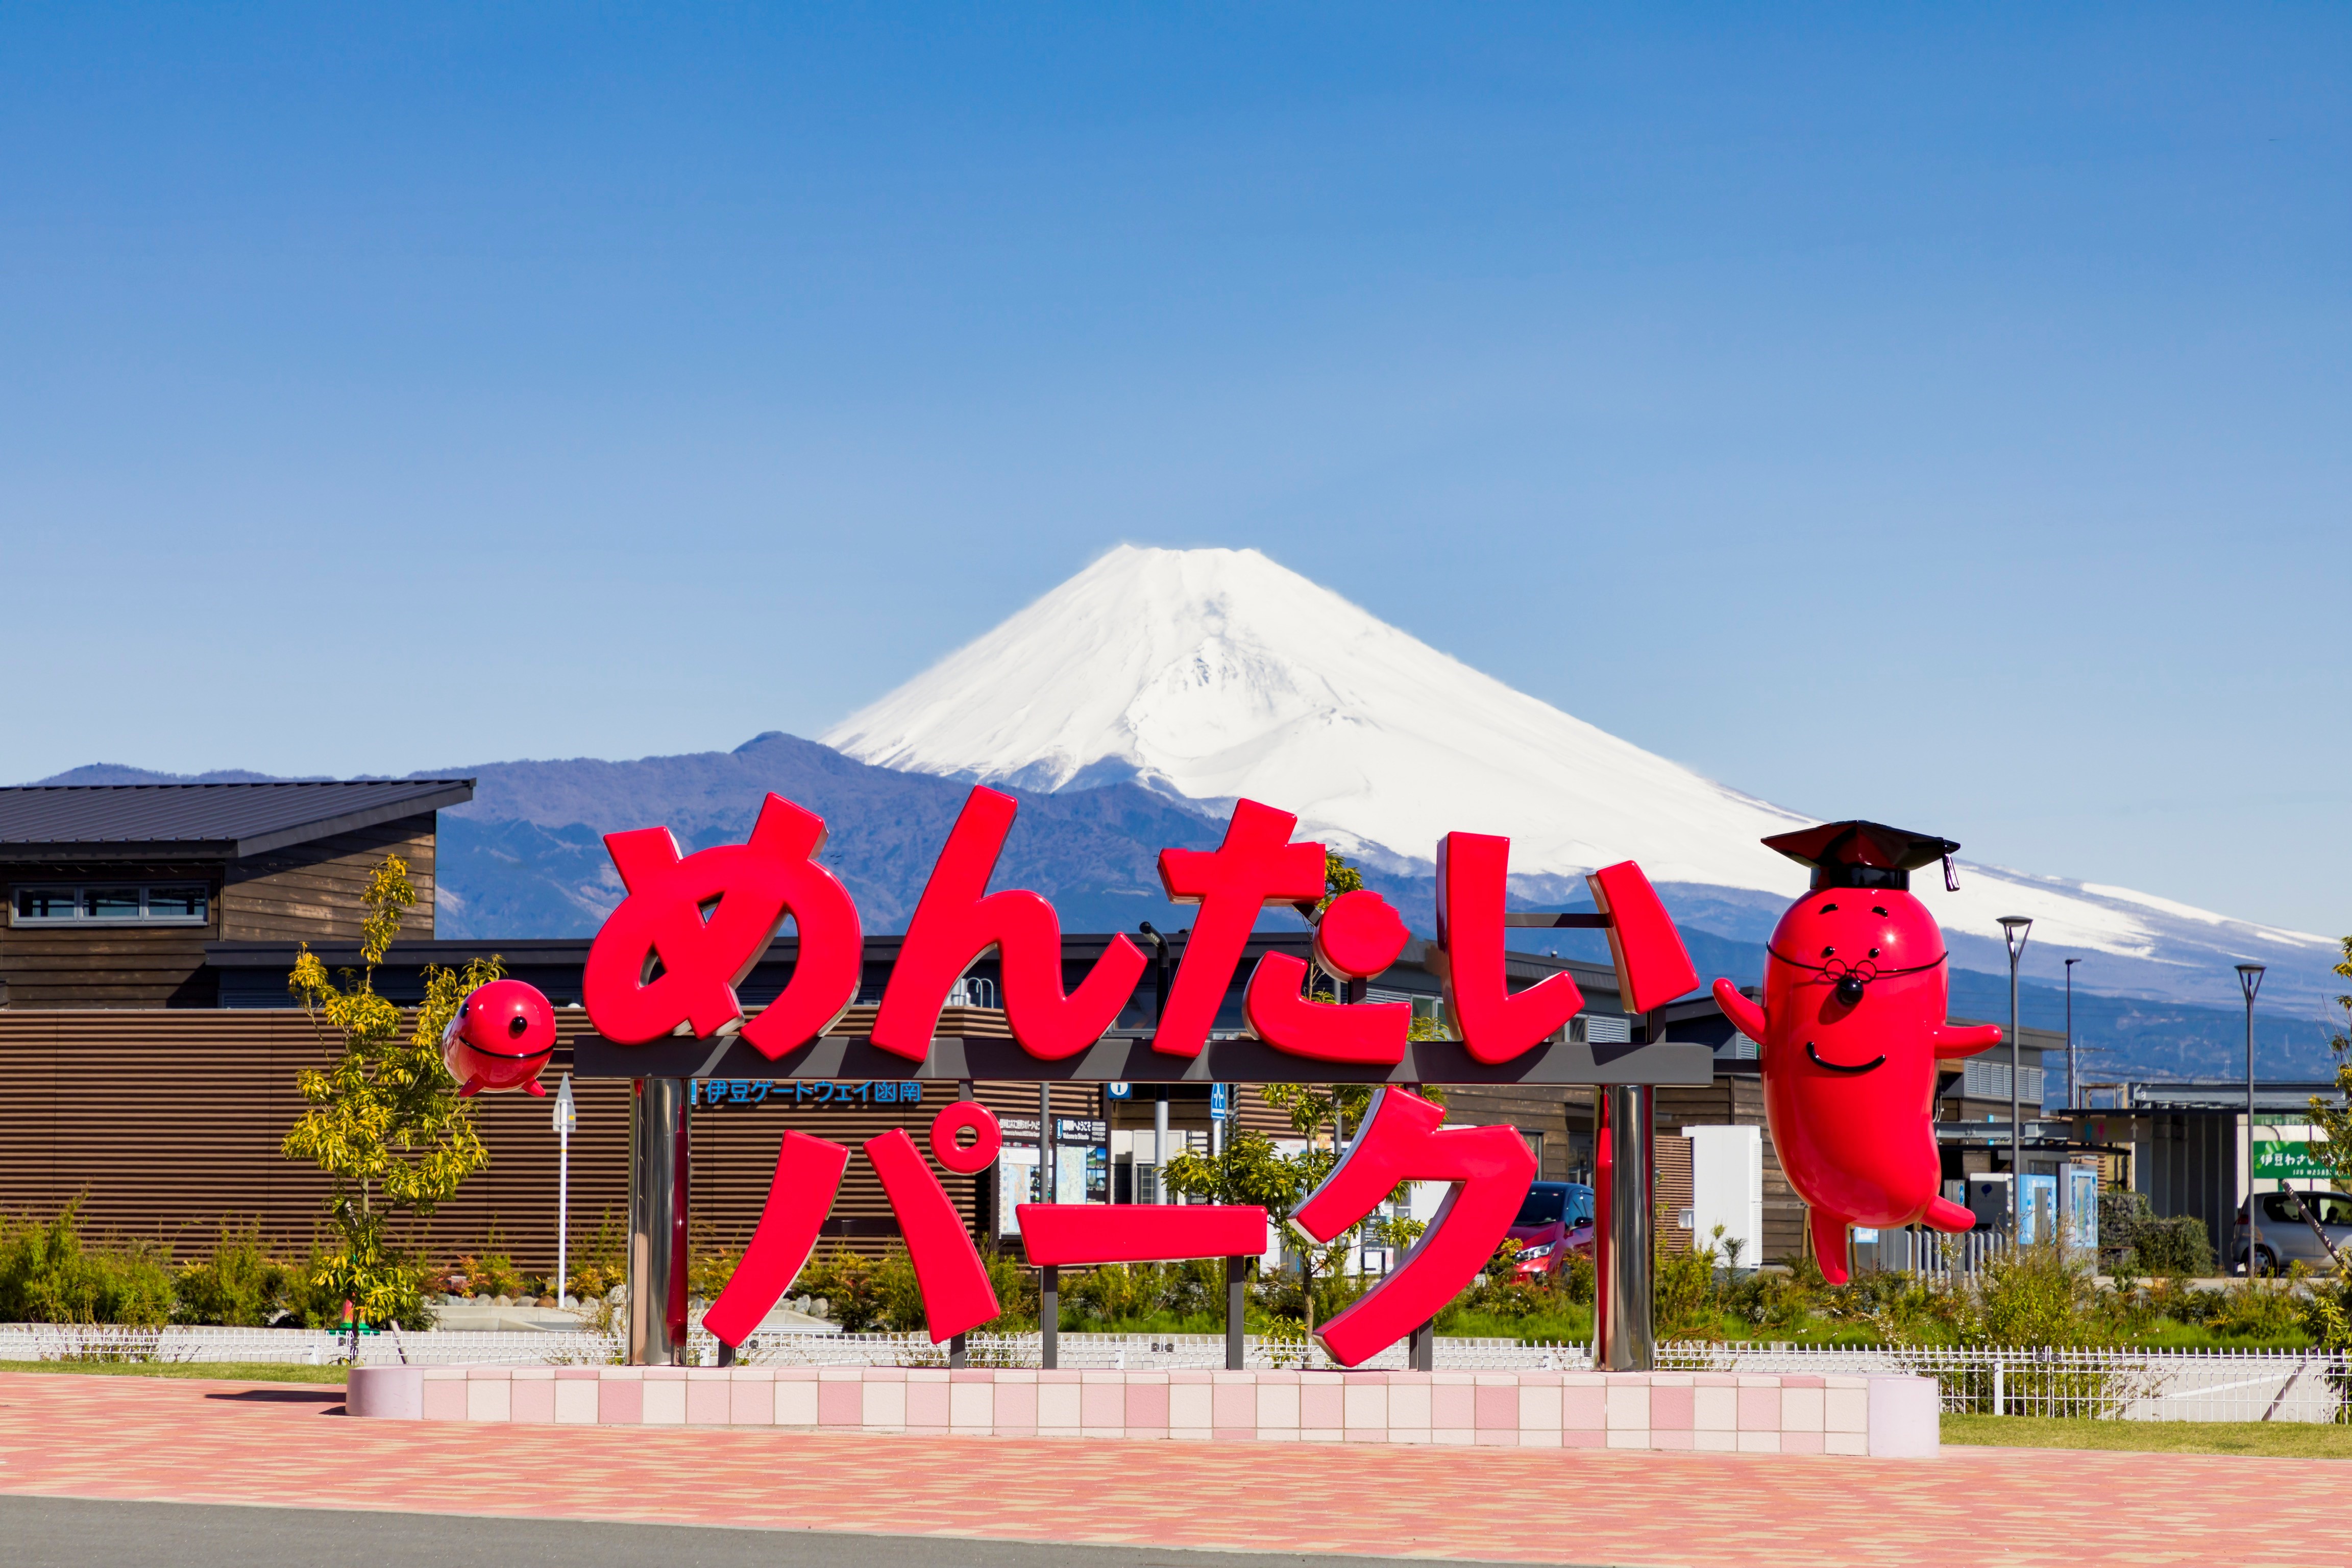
left=353, top=1365, right=1939, bottom=1457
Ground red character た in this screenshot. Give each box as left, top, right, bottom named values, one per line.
left=441, top=977, right=559, bottom=1098
left=1710, top=822, right=2003, bottom=1284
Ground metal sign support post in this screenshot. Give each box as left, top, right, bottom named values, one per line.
left=1224, top=1255, right=1246, bottom=1370
left=1040, top=1081, right=1059, bottom=1370
left=626, top=1078, right=691, bottom=1366
left=1598, top=1074, right=1656, bottom=1373
left=1154, top=1091, right=1170, bottom=1203
left=951, top=1078, right=975, bottom=1369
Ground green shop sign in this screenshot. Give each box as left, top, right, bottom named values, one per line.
left=2253, top=1141, right=2337, bottom=1181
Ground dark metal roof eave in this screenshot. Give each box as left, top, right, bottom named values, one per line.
left=0, top=779, right=475, bottom=862
left=231, top=782, right=476, bottom=856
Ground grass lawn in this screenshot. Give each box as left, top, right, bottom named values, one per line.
left=1945, top=1412, right=2352, bottom=1458
left=0, top=1361, right=347, bottom=1385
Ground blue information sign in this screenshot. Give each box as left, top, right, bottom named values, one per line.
left=1210, top=1083, right=1231, bottom=1120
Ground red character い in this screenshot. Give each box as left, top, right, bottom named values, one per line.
left=442, top=978, right=559, bottom=1098
left=1710, top=822, right=2003, bottom=1284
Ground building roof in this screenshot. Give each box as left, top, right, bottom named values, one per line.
left=0, top=779, right=475, bottom=862
left=2082, top=1079, right=2347, bottom=1114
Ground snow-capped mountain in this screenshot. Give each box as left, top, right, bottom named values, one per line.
left=826, top=546, right=2339, bottom=1011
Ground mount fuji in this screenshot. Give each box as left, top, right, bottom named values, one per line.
left=826, top=545, right=2340, bottom=1016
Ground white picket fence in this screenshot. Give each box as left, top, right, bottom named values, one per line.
left=1657, top=1341, right=2351, bottom=1424
left=1869, top=1229, right=2011, bottom=1280
left=5, top=1324, right=2342, bottom=1422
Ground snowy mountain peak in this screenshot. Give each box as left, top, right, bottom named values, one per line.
left=824, top=546, right=2335, bottom=1006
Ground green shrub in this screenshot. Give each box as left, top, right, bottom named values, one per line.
left=565, top=1210, right=626, bottom=1299
left=0, top=1202, right=174, bottom=1326
left=796, top=1246, right=887, bottom=1331
left=173, top=1224, right=298, bottom=1326
left=2201, top=1277, right=2308, bottom=1342
left=1056, top=1258, right=1231, bottom=1331
left=2100, top=1191, right=2214, bottom=1279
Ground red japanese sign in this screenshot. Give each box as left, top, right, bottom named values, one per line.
left=583, top=783, right=1702, bottom=1367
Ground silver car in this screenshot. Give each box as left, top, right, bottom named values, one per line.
left=2233, top=1190, right=2352, bottom=1276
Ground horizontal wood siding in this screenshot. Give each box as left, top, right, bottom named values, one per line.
left=0, top=860, right=222, bottom=1009
left=221, top=815, right=437, bottom=944
left=0, top=1013, right=1302, bottom=1273
left=1657, top=1074, right=1804, bottom=1266
left=1655, top=1133, right=1695, bottom=1255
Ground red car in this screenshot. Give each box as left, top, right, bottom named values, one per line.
left=1509, top=1181, right=1596, bottom=1280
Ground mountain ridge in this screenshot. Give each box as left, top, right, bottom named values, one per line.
left=825, top=545, right=2340, bottom=1012
left=32, top=733, right=2342, bottom=1084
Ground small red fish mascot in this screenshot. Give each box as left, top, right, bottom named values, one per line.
left=442, top=978, right=559, bottom=1098
left=1710, top=822, right=2003, bottom=1284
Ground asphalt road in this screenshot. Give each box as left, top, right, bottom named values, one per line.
left=1, top=1496, right=1571, bottom=1568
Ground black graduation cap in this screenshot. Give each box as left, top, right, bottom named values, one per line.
left=1762, top=820, right=1963, bottom=893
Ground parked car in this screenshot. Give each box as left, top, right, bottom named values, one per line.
left=2232, top=1189, right=2352, bottom=1276
left=1508, top=1181, right=1596, bottom=1280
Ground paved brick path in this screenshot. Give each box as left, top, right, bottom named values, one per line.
left=1, top=1372, right=2344, bottom=1567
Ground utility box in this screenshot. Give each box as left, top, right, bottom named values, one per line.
left=2064, top=1162, right=2099, bottom=1254
left=2018, top=1173, right=2057, bottom=1244
left=1964, top=1174, right=2011, bottom=1232
left=1681, top=1124, right=1764, bottom=1267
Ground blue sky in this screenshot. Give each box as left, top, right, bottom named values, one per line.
left=4, top=6, right=2346, bottom=936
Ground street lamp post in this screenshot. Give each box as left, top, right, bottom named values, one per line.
left=2239, top=963, right=2267, bottom=1277
left=2063, top=959, right=2079, bottom=1112
left=553, top=1075, right=576, bottom=1307
left=1999, top=917, right=2033, bottom=1242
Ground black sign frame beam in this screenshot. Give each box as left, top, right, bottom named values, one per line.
left=572, top=1030, right=1713, bottom=1085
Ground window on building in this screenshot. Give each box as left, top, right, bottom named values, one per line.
left=11, top=883, right=211, bottom=925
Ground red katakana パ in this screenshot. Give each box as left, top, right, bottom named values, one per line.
left=705, top=1103, right=1007, bottom=1347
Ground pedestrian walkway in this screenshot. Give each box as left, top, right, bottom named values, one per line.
left=0, top=1371, right=2342, bottom=1567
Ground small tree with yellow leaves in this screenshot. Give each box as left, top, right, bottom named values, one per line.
left=281, top=855, right=501, bottom=1327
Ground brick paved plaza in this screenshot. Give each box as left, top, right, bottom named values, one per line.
left=2, top=1371, right=2344, bottom=1567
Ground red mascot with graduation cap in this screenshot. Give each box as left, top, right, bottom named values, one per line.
left=1711, top=822, right=2004, bottom=1283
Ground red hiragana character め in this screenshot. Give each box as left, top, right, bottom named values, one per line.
left=1289, top=1087, right=1536, bottom=1368
left=1154, top=800, right=1329, bottom=1058
left=1242, top=888, right=1413, bottom=1063
left=871, top=787, right=1147, bottom=1062
left=582, top=793, right=864, bottom=1058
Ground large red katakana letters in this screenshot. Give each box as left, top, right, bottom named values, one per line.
left=1155, top=800, right=1329, bottom=1058
left=1243, top=888, right=1414, bottom=1063
left=706, top=1105, right=1007, bottom=1349
left=703, top=1130, right=850, bottom=1345
left=1435, top=832, right=1584, bottom=1064
left=867, top=1126, right=1001, bottom=1341
left=1290, top=1087, right=1536, bottom=1368
left=583, top=793, right=864, bottom=1056
left=1018, top=1204, right=1269, bottom=1265
left=871, top=787, right=1147, bottom=1062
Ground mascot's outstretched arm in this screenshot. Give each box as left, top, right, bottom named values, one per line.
left=1711, top=979, right=1768, bottom=1043
left=1930, top=1021, right=2005, bottom=1058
